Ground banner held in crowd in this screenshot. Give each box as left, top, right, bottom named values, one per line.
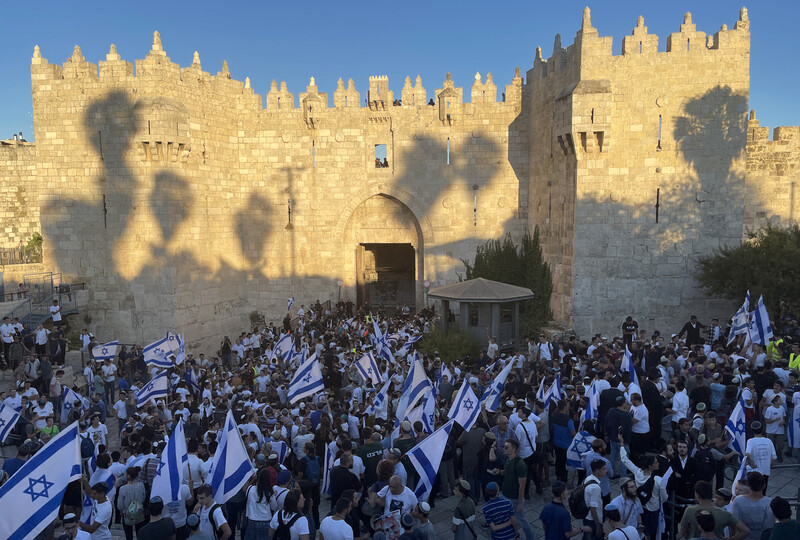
left=210, top=410, right=256, bottom=504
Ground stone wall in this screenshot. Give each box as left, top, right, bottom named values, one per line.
left=29, top=35, right=527, bottom=350
left=0, top=142, right=39, bottom=250
left=745, top=113, right=800, bottom=231
left=528, top=8, right=750, bottom=337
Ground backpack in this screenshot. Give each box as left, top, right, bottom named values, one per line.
left=694, top=447, right=716, bottom=480
left=208, top=503, right=229, bottom=540
left=568, top=479, right=598, bottom=519
left=123, top=499, right=145, bottom=526
left=636, top=475, right=656, bottom=505
left=273, top=511, right=302, bottom=540
left=304, top=456, right=321, bottom=486
left=80, top=436, right=95, bottom=459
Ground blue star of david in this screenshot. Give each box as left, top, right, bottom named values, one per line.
left=168, top=335, right=176, bottom=342
left=23, top=474, right=54, bottom=502
left=64, top=401, right=73, bottom=411
left=101, top=347, right=108, bottom=355
left=0, top=418, right=5, bottom=429
left=155, top=461, right=166, bottom=477
left=735, top=419, right=746, bottom=434
left=795, top=415, right=800, bottom=429
left=366, top=368, right=373, bottom=376
left=463, top=398, right=474, bottom=411
left=303, top=374, right=313, bottom=384
left=573, top=437, right=593, bottom=454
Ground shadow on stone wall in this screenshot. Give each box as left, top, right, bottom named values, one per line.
left=569, top=85, right=751, bottom=335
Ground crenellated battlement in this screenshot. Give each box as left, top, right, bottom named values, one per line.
left=30, top=31, right=524, bottom=114
left=530, top=7, right=750, bottom=82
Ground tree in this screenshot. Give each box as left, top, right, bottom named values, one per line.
left=696, top=224, right=800, bottom=315
left=462, top=227, right=553, bottom=334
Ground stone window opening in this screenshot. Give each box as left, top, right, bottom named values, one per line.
left=591, top=108, right=595, bottom=123
left=446, top=138, right=450, bottom=165
left=312, top=140, right=316, bottom=168
left=374, top=144, right=388, bottom=168
left=687, top=38, right=690, bottom=51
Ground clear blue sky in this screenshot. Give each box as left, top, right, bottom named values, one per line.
left=1, top=1, right=797, bottom=140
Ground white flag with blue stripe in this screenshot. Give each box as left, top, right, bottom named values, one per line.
left=166, top=332, right=186, bottom=364
left=287, top=297, right=294, bottom=312
left=535, top=379, right=546, bottom=403
left=321, top=442, right=336, bottom=495
left=725, top=398, right=747, bottom=455
left=209, top=410, right=256, bottom=504
left=274, top=333, right=294, bottom=361
left=0, top=405, right=21, bottom=443
left=421, top=388, right=436, bottom=434
left=407, top=419, right=454, bottom=502
left=584, top=382, right=599, bottom=421
left=272, top=440, right=289, bottom=464
left=137, top=371, right=169, bottom=408
left=727, top=291, right=751, bottom=345
left=750, top=295, right=773, bottom=346
left=0, top=421, right=82, bottom=540
left=61, top=387, right=89, bottom=424
left=151, top=419, right=189, bottom=503
left=481, top=360, right=514, bottom=413
left=620, top=346, right=638, bottom=382
left=185, top=368, right=201, bottom=395
left=356, top=352, right=382, bottom=386
left=91, top=341, right=119, bottom=361
left=366, top=379, right=392, bottom=419
left=395, top=355, right=432, bottom=421
left=448, top=381, right=481, bottom=431
left=566, top=430, right=596, bottom=469
left=143, top=335, right=174, bottom=368
left=544, top=377, right=563, bottom=407
left=287, top=354, right=324, bottom=404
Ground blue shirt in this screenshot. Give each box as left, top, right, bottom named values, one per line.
left=581, top=451, right=613, bottom=496
left=540, top=501, right=573, bottom=540
left=483, top=496, right=516, bottom=540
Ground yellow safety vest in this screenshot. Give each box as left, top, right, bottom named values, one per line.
left=789, top=352, right=800, bottom=370
left=767, top=338, right=783, bottom=363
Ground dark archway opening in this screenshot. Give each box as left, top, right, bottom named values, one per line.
left=356, top=243, right=415, bottom=310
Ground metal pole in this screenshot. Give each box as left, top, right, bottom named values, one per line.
left=669, top=492, right=676, bottom=540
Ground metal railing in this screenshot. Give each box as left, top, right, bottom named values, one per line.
left=0, top=247, right=42, bottom=265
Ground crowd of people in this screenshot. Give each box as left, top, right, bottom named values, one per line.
left=1, top=300, right=800, bottom=540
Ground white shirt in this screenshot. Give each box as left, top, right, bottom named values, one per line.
left=377, top=485, right=418, bottom=517
left=487, top=342, right=499, bottom=360
left=245, top=485, right=273, bottom=522
left=163, top=484, right=191, bottom=527
left=89, top=499, right=112, bottom=540
left=35, top=328, right=50, bottom=345
left=609, top=526, right=640, bottom=540
left=764, top=405, right=786, bottom=435
left=101, top=364, right=116, bottom=382
left=49, top=304, right=62, bottom=322
left=0, top=323, right=16, bottom=344
left=185, top=453, right=206, bottom=487
left=672, top=390, right=689, bottom=422
left=583, top=475, right=603, bottom=521
left=200, top=504, right=228, bottom=537
left=32, top=402, right=54, bottom=429
left=86, top=423, right=109, bottom=446
left=745, top=437, right=776, bottom=476
left=113, top=400, right=127, bottom=420
left=631, top=404, right=650, bottom=434
left=319, top=515, right=354, bottom=540
left=269, top=510, right=310, bottom=540
left=515, top=417, right=541, bottom=458
left=620, top=447, right=668, bottom=512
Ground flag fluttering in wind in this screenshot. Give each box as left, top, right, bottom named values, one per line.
left=287, top=354, right=324, bottom=404
left=449, top=381, right=481, bottom=431
left=724, top=398, right=747, bottom=455
left=727, top=291, right=751, bottom=345
left=407, top=420, right=455, bottom=502
left=137, top=371, right=169, bottom=408
left=395, top=355, right=432, bottom=421
left=209, top=410, right=256, bottom=504
left=143, top=335, right=174, bottom=368
left=356, top=352, right=382, bottom=386
left=750, top=295, right=773, bottom=346
left=0, top=405, right=20, bottom=443
left=91, top=341, right=119, bottom=361
left=0, top=422, right=82, bottom=540
left=481, top=360, right=514, bottom=413
left=150, top=419, right=189, bottom=502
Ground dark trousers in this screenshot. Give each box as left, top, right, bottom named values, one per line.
left=1, top=341, right=10, bottom=366
left=523, top=454, right=542, bottom=497
left=226, top=498, right=246, bottom=538
left=301, top=485, right=321, bottom=529
left=554, top=446, right=568, bottom=482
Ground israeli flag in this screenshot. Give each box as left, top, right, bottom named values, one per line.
left=365, top=379, right=392, bottom=418
left=421, top=388, right=436, bottom=434
left=321, top=442, right=336, bottom=495
left=273, top=333, right=294, bottom=361
left=395, top=355, right=432, bottom=421
left=61, top=387, right=90, bottom=424
left=0, top=405, right=21, bottom=443
left=143, top=335, right=174, bottom=368
left=566, top=430, right=596, bottom=469
left=209, top=410, right=256, bottom=504
left=724, top=398, right=747, bottom=455
left=0, top=422, right=82, bottom=540
left=272, top=440, right=289, bottom=464
left=287, top=354, right=324, bottom=404
left=535, top=379, right=546, bottom=403
left=399, top=334, right=422, bottom=355
left=356, top=352, right=382, bottom=386
left=621, top=346, right=638, bottom=382
left=287, top=297, right=294, bottom=312
left=750, top=295, right=773, bottom=346
left=449, top=381, right=481, bottom=431
left=481, top=360, right=514, bottom=413
left=732, top=458, right=748, bottom=487
left=137, top=371, right=169, bottom=408
left=544, top=377, right=563, bottom=407
left=407, top=419, right=454, bottom=501
left=151, top=419, right=189, bottom=502
left=91, top=341, right=119, bottom=361
left=167, top=332, right=186, bottom=364
left=789, top=394, right=800, bottom=449
left=727, top=291, right=751, bottom=345
left=185, top=368, right=201, bottom=395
